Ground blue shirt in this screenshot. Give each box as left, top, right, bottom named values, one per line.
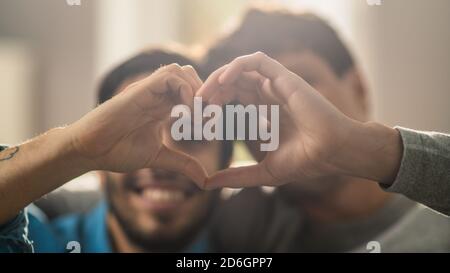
left=1, top=200, right=210, bottom=253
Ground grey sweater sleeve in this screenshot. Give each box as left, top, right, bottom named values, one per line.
left=382, top=127, right=450, bottom=216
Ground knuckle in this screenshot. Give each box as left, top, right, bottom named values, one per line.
left=182, top=64, right=195, bottom=71
left=182, top=65, right=197, bottom=76
left=235, top=55, right=245, bottom=62
left=254, top=51, right=267, bottom=58
left=166, top=63, right=182, bottom=72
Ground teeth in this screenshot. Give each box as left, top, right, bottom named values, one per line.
left=142, top=189, right=184, bottom=203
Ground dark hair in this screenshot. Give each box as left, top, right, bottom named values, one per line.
left=98, top=49, right=199, bottom=104
left=204, top=7, right=355, bottom=78
left=97, top=48, right=233, bottom=169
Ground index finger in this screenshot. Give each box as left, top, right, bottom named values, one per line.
left=218, top=52, right=287, bottom=85
left=196, top=65, right=228, bottom=101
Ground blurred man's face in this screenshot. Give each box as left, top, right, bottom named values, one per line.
left=99, top=77, right=223, bottom=252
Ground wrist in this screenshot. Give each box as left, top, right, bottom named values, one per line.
left=53, top=127, right=97, bottom=174
left=337, top=120, right=403, bottom=184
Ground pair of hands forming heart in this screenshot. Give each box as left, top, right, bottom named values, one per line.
left=0, top=52, right=405, bottom=225
left=66, top=52, right=392, bottom=190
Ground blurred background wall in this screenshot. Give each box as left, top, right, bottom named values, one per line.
left=0, top=0, right=95, bottom=143
left=1, top=0, right=449, bottom=146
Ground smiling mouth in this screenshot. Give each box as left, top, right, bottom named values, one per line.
left=130, top=184, right=196, bottom=212
left=141, top=187, right=185, bottom=203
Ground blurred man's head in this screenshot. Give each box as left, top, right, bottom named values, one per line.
left=205, top=7, right=368, bottom=121
left=204, top=7, right=380, bottom=207
left=97, top=49, right=233, bottom=252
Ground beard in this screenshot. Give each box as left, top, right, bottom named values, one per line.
left=104, top=179, right=219, bottom=253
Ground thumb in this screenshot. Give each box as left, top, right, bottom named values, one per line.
left=204, top=163, right=277, bottom=190
left=149, top=145, right=208, bottom=189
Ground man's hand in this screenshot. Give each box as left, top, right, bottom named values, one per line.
left=0, top=64, right=207, bottom=224
left=67, top=64, right=207, bottom=185
left=198, top=52, right=402, bottom=189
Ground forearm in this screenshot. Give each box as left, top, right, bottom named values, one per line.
left=0, top=127, right=91, bottom=224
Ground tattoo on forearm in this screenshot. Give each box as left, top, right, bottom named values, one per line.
left=0, top=146, right=20, bottom=162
